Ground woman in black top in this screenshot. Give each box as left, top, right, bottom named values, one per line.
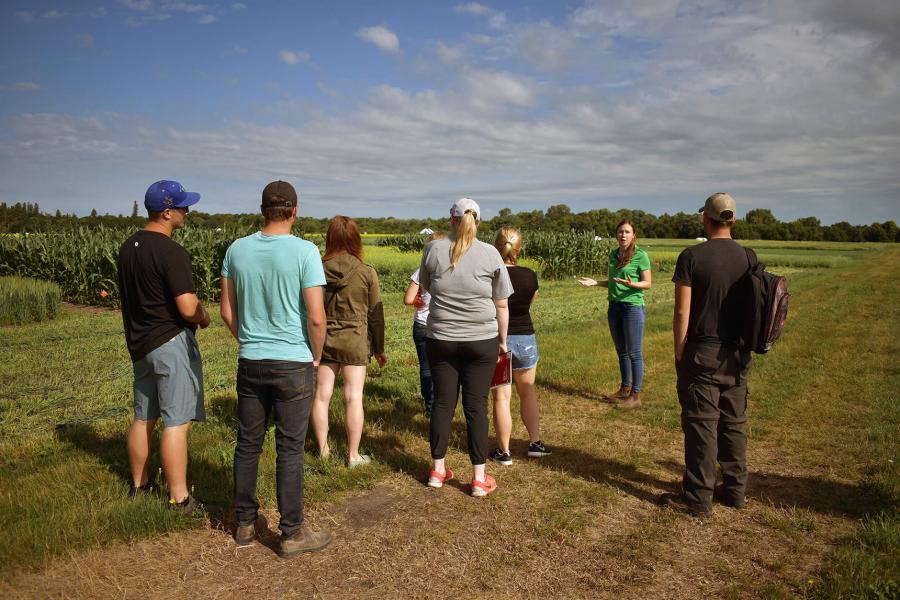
left=489, top=227, right=552, bottom=465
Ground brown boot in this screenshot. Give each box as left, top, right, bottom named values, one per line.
left=616, top=392, right=641, bottom=409
left=279, top=526, right=333, bottom=558
left=603, top=385, right=631, bottom=403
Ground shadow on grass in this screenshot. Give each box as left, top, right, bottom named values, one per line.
left=511, top=439, right=671, bottom=503
left=55, top=422, right=234, bottom=523
left=655, top=459, right=894, bottom=518
left=537, top=379, right=608, bottom=403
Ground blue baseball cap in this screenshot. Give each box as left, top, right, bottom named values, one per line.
left=144, top=180, right=201, bottom=212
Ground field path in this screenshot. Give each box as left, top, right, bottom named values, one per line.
left=0, top=405, right=865, bottom=599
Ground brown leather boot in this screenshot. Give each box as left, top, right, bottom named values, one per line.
left=616, top=392, right=641, bottom=409
left=279, top=526, right=333, bottom=558
left=603, top=385, right=631, bottom=403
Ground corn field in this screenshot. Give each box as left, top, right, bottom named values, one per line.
left=380, top=231, right=614, bottom=279
left=0, top=226, right=248, bottom=306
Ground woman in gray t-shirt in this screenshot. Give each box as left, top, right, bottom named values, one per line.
left=419, top=198, right=513, bottom=497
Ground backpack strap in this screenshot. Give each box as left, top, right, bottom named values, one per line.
left=744, top=247, right=759, bottom=271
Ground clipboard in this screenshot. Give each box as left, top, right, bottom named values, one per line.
left=490, top=351, right=512, bottom=389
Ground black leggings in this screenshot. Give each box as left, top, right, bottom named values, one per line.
left=426, top=336, right=499, bottom=465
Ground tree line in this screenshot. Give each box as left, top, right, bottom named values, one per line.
left=1, top=201, right=897, bottom=242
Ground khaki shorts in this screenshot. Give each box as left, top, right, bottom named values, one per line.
left=132, top=329, right=205, bottom=426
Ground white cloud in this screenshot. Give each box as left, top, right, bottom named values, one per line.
left=455, top=3, right=490, bottom=16
left=231, top=45, right=248, bottom=54
left=42, top=10, right=68, bottom=19
left=198, top=14, right=217, bottom=24
left=15, top=11, right=36, bottom=22
left=77, top=34, right=96, bottom=49
left=14, top=82, right=41, bottom=91
left=279, top=50, right=312, bottom=66
left=357, top=26, right=400, bottom=54
left=436, top=41, right=464, bottom=65
left=463, top=70, right=534, bottom=107
left=232, top=2, right=246, bottom=8
left=455, top=3, right=506, bottom=30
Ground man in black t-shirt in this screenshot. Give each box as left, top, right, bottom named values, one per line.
left=117, top=180, right=211, bottom=512
left=660, top=192, right=753, bottom=518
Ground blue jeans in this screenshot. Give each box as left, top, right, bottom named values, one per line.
left=233, top=359, right=315, bottom=537
left=412, top=322, right=434, bottom=413
left=607, top=302, right=646, bottom=392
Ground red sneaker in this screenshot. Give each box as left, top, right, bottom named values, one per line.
left=427, top=468, right=454, bottom=488
left=471, top=474, right=497, bottom=497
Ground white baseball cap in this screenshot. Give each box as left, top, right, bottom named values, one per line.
left=450, top=197, right=481, bottom=219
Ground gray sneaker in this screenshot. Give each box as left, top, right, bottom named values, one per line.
left=279, top=527, right=333, bottom=558
left=348, top=454, right=372, bottom=469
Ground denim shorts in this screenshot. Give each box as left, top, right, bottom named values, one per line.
left=132, top=329, right=205, bottom=426
left=507, top=334, right=539, bottom=371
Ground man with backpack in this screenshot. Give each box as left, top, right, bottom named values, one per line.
left=661, top=192, right=754, bottom=518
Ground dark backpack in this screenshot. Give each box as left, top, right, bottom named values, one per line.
left=742, top=248, right=790, bottom=354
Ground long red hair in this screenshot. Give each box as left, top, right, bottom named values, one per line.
left=324, top=215, right=364, bottom=261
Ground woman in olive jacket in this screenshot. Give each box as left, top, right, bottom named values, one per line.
left=311, top=216, right=387, bottom=467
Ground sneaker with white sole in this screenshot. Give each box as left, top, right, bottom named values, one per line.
left=348, top=454, right=372, bottom=468
left=527, top=441, right=552, bottom=457
left=471, top=474, right=498, bottom=497
left=490, top=448, right=513, bottom=465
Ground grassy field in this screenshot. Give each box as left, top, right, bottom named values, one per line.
left=0, top=239, right=897, bottom=598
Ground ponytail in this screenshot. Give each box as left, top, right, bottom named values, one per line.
left=450, top=210, right=478, bottom=268
left=494, top=226, right=522, bottom=265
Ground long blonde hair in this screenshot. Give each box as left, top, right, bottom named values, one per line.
left=450, top=210, right=478, bottom=268
left=494, top=226, right=522, bottom=265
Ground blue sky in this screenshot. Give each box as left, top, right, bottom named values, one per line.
left=1, top=0, right=898, bottom=224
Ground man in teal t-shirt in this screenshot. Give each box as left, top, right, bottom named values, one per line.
left=219, top=180, right=332, bottom=558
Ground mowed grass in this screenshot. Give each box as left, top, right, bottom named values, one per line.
left=0, top=240, right=897, bottom=598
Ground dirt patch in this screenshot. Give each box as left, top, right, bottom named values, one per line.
left=61, top=301, right=117, bottom=315
left=337, top=483, right=403, bottom=530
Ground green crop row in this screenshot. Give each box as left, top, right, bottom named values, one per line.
left=0, top=226, right=252, bottom=306
left=0, top=276, right=61, bottom=325
left=379, top=231, right=614, bottom=278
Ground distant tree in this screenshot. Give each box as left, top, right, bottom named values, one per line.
left=131, top=201, right=139, bottom=218
left=90, top=208, right=98, bottom=218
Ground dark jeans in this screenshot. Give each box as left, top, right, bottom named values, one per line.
left=607, top=301, right=646, bottom=392
left=233, top=359, right=315, bottom=537
left=412, top=322, right=434, bottom=413
left=426, top=336, right=498, bottom=465
left=676, top=342, right=751, bottom=511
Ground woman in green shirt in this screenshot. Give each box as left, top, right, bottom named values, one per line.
left=578, top=219, right=652, bottom=408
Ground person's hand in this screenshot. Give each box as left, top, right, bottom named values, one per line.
left=577, top=277, right=598, bottom=287
left=199, top=306, right=211, bottom=329
left=375, top=353, right=388, bottom=368
left=498, top=342, right=508, bottom=358
left=613, top=275, right=633, bottom=288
